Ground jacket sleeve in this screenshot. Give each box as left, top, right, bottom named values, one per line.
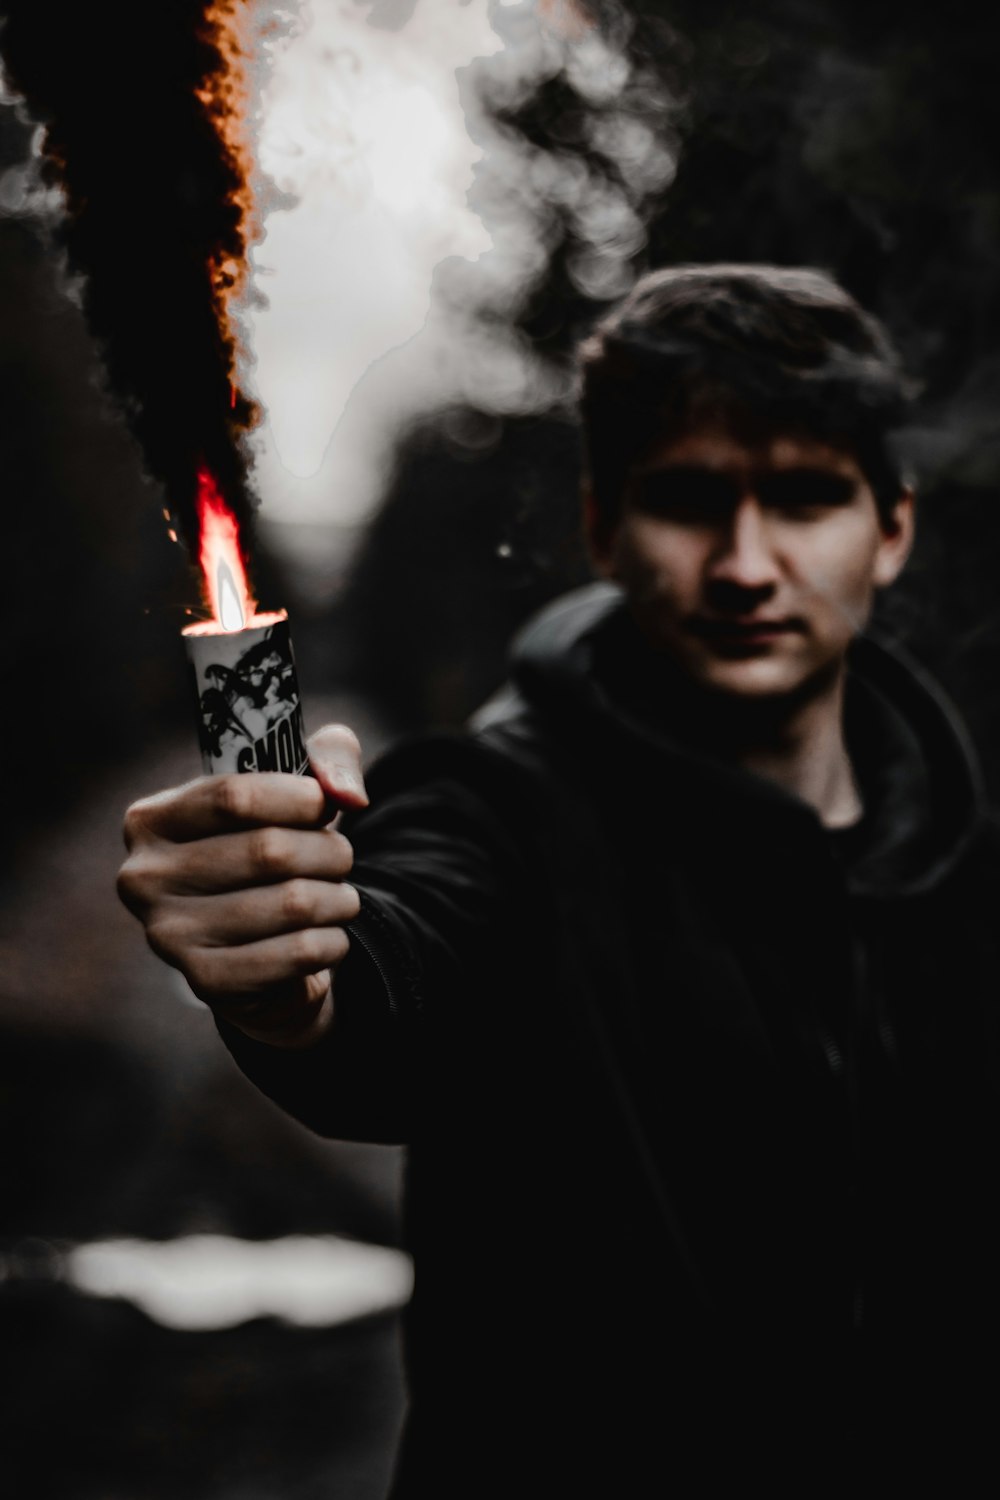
left=216, top=747, right=533, bottom=1144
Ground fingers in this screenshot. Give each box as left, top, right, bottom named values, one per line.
left=118, top=825, right=355, bottom=914
left=122, top=722, right=369, bottom=851
left=147, top=879, right=361, bottom=953
left=171, top=925, right=353, bottom=1001
left=118, top=723, right=370, bottom=1053
left=124, top=772, right=330, bottom=848
left=182, top=825, right=354, bottom=894
left=308, top=724, right=369, bottom=811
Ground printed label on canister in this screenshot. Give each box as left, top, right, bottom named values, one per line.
left=183, top=616, right=309, bottom=776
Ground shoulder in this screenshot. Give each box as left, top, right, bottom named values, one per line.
left=358, top=688, right=563, bottom=810
left=341, top=697, right=595, bottom=891
left=338, top=719, right=543, bottom=876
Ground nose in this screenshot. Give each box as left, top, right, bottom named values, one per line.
left=705, top=495, right=780, bottom=596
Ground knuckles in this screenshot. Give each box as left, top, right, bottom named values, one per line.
left=121, top=802, right=145, bottom=852
left=276, top=877, right=360, bottom=930
left=122, top=794, right=163, bottom=851
left=280, top=878, right=318, bottom=927
left=288, top=927, right=349, bottom=973
left=247, top=826, right=353, bottom=882
left=214, top=774, right=258, bottom=824
left=144, top=914, right=186, bottom=965
left=249, top=826, right=296, bottom=879
left=327, top=830, right=355, bottom=876
left=183, top=952, right=219, bottom=1000
left=214, top=772, right=324, bottom=827
left=115, top=864, right=140, bottom=913
left=287, top=929, right=326, bottom=972
left=116, top=854, right=158, bottom=915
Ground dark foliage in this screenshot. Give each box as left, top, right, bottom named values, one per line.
left=344, top=410, right=590, bottom=730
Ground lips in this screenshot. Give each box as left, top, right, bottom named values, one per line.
left=689, top=615, right=803, bottom=651
left=689, top=616, right=801, bottom=640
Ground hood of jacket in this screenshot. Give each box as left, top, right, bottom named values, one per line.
left=475, top=582, right=985, bottom=900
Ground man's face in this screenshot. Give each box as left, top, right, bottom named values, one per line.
left=589, top=424, right=913, bottom=700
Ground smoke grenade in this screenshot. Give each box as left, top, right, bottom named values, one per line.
left=184, top=612, right=308, bottom=777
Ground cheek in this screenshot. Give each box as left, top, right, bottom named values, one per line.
left=612, top=524, right=701, bottom=597
left=793, top=522, right=882, bottom=620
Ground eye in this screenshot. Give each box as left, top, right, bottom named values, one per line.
left=757, top=471, right=858, bottom=515
left=632, top=469, right=740, bottom=523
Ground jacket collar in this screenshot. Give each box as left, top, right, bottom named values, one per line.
left=495, top=582, right=984, bottom=899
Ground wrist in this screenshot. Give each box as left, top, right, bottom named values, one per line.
left=216, top=977, right=335, bottom=1051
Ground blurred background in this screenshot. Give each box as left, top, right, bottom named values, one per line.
left=3, top=0, right=1000, bottom=1494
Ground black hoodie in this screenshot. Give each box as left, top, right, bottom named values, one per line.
left=222, top=584, right=1000, bottom=1492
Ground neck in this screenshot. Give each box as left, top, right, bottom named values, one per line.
left=728, top=670, right=861, bottom=827
left=606, top=621, right=863, bottom=827
left=626, top=651, right=863, bottom=828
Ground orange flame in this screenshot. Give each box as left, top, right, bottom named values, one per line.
left=183, top=469, right=285, bottom=637
left=184, top=11, right=279, bottom=638
left=196, top=2, right=258, bottom=360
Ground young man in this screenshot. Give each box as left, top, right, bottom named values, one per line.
left=119, top=266, right=1000, bottom=1491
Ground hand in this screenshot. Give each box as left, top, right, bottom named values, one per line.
left=117, top=724, right=369, bottom=1049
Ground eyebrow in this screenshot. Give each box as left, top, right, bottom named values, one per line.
left=757, top=469, right=859, bottom=504
left=631, top=466, right=859, bottom=512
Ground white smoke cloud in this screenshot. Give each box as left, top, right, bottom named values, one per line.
left=240, top=0, right=680, bottom=551
left=242, top=0, right=496, bottom=483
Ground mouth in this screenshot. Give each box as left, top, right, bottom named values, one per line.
left=687, top=616, right=803, bottom=650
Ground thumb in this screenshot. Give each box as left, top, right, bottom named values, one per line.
left=308, top=723, right=369, bottom=811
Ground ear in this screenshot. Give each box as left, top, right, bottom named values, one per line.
left=583, top=484, right=618, bottom=579
left=872, top=487, right=915, bottom=589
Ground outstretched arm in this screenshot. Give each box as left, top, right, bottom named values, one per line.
left=118, top=725, right=535, bottom=1141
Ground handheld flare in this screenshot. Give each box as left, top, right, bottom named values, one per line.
left=182, top=470, right=308, bottom=777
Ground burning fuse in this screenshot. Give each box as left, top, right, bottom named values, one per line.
left=182, top=470, right=308, bottom=777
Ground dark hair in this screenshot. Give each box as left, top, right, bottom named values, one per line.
left=577, top=264, right=911, bottom=530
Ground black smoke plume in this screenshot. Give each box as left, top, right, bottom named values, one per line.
left=0, top=0, right=258, bottom=551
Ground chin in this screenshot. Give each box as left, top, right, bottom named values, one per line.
left=670, top=640, right=842, bottom=703
left=699, top=663, right=815, bottom=699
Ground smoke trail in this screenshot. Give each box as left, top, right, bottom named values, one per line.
left=1, top=2, right=682, bottom=552
left=0, top=0, right=275, bottom=551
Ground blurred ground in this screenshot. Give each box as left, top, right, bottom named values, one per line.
left=0, top=691, right=409, bottom=1499
left=3, top=1285, right=406, bottom=1500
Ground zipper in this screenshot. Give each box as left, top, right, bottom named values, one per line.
left=817, top=1021, right=845, bottom=1078
left=348, top=904, right=413, bottom=1024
